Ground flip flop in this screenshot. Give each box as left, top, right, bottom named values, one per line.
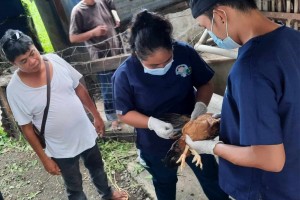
left=111, top=190, right=128, bottom=200
left=111, top=121, right=122, bottom=131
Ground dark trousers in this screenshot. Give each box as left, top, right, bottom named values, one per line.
left=0, top=191, right=3, bottom=200
left=53, top=144, right=112, bottom=200
left=97, top=70, right=117, bottom=121
left=140, top=152, right=229, bottom=200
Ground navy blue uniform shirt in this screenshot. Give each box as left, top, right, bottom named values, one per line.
left=112, top=41, right=214, bottom=156
left=220, top=26, right=300, bottom=200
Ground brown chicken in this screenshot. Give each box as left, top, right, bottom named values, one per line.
left=162, top=113, right=220, bottom=170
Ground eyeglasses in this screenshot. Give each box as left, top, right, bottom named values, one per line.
left=1, top=31, right=22, bottom=57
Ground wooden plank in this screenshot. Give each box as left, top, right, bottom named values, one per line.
left=256, top=0, right=262, bottom=10
left=262, top=11, right=300, bottom=21
left=271, top=0, right=276, bottom=12
left=262, top=0, right=268, bottom=11
left=295, top=0, right=299, bottom=13
left=286, top=0, right=291, bottom=13
left=72, top=54, right=130, bottom=74
left=294, top=0, right=299, bottom=29
left=278, top=0, right=282, bottom=12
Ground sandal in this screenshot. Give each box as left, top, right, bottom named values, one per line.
left=111, top=120, right=122, bottom=131
left=111, top=190, right=128, bottom=200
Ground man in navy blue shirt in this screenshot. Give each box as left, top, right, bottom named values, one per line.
left=187, top=0, right=300, bottom=200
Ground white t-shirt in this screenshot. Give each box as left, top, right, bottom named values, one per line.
left=7, top=53, right=97, bottom=158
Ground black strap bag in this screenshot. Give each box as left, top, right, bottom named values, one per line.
left=32, top=59, right=51, bottom=149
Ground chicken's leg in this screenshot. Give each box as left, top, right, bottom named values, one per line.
left=190, top=148, right=203, bottom=169
left=176, top=144, right=190, bottom=171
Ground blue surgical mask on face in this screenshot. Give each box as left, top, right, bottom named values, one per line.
left=141, top=57, right=174, bottom=76
left=207, top=10, right=241, bottom=49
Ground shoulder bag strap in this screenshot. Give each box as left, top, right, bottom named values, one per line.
left=40, top=58, right=51, bottom=136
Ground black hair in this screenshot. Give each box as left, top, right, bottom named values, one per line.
left=129, top=9, right=173, bottom=60
left=0, top=29, right=34, bottom=62
left=205, top=0, right=257, bottom=19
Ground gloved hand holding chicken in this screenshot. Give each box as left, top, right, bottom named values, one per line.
left=163, top=113, right=221, bottom=171
left=148, top=116, right=175, bottom=139
left=185, top=135, right=222, bottom=155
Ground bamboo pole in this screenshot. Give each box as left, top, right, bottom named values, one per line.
left=271, top=0, right=276, bottom=11
left=278, top=0, right=282, bottom=12
left=294, top=0, right=299, bottom=30
left=286, top=0, right=291, bottom=13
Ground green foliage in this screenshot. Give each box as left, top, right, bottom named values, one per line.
left=98, top=139, right=136, bottom=173
left=132, top=163, right=145, bottom=176
left=20, top=0, right=54, bottom=53
left=0, top=127, right=30, bottom=154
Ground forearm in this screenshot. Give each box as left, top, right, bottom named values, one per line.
left=69, top=30, right=94, bottom=43
left=21, top=124, right=49, bottom=162
left=195, top=80, right=214, bottom=105
left=118, top=111, right=149, bottom=128
left=214, top=143, right=285, bottom=172
left=75, top=83, right=101, bottom=120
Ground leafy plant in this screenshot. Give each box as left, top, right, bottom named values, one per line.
left=20, top=0, right=54, bottom=53
left=0, top=127, right=30, bottom=154
left=132, top=163, right=145, bottom=175
left=98, top=138, right=137, bottom=193
left=98, top=139, right=135, bottom=173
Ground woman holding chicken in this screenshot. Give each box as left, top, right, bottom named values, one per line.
left=112, top=10, right=229, bottom=200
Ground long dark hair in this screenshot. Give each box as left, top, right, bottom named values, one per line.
left=129, top=9, right=173, bottom=60
left=0, top=29, right=33, bottom=62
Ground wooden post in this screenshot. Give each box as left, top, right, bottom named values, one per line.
left=0, top=87, right=21, bottom=138
left=294, top=0, right=299, bottom=30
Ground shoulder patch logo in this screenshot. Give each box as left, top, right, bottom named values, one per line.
left=175, top=64, right=192, bottom=77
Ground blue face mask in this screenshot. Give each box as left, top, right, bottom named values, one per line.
left=142, top=57, right=174, bottom=76
left=207, top=10, right=241, bottom=49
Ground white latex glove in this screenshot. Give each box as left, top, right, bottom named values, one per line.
left=190, top=101, right=207, bottom=120
left=148, top=116, right=174, bottom=139
left=185, top=135, right=223, bottom=155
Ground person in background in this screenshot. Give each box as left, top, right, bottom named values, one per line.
left=69, top=0, right=122, bottom=131
left=187, top=0, right=300, bottom=199
left=112, top=10, right=229, bottom=200
left=1, top=29, right=127, bottom=200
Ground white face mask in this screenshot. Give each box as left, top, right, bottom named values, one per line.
left=207, top=9, right=241, bottom=49
left=141, top=57, right=174, bottom=76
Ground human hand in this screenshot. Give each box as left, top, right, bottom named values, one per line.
left=148, top=116, right=174, bottom=139
left=190, top=101, right=207, bottom=120
left=42, top=157, right=61, bottom=175
left=114, top=21, right=120, bottom=28
left=185, top=135, right=222, bottom=155
left=94, top=117, right=105, bottom=137
left=92, top=25, right=108, bottom=37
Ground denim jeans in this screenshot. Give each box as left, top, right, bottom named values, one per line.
left=53, top=144, right=112, bottom=200
left=97, top=70, right=117, bottom=121
left=140, top=152, right=229, bottom=200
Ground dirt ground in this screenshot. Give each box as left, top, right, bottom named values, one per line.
left=0, top=146, right=151, bottom=200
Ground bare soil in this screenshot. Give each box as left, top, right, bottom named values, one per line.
left=0, top=147, right=151, bottom=200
